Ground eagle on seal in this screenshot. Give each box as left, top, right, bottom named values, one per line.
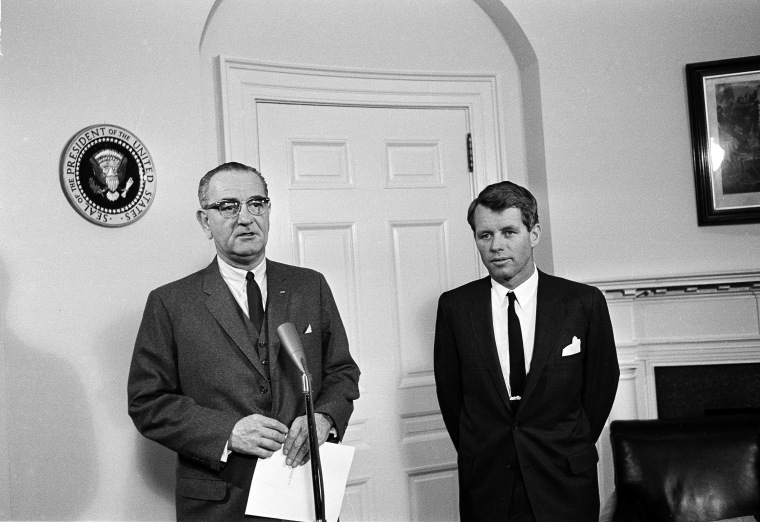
left=89, top=149, right=129, bottom=201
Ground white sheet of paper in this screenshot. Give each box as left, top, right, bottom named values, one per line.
left=246, top=442, right=355, bottom=522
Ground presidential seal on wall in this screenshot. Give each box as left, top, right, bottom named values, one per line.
left=60, top=124, right=156, bottom=227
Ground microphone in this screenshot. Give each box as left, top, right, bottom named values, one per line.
left=277, top=323, right=325, bottom=521
left=277, top=322, right=308, bottom=374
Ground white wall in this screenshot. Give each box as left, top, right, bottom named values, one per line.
left=1, top=0, right=759, bottom=519
left=0, top=1, right=215, bottom=519
left=502, top=0, right=760, bottom=282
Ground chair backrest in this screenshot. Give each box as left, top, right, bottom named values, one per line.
left=610, top=414, right=760, bottom=522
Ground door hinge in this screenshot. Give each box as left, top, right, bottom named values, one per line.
left=466, top=133, right=473, bottom=173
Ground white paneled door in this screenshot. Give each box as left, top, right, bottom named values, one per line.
left=256, top=102, right=479, bottom=521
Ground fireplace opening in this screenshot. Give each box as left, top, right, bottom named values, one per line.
left=654, top=363, right=760, bottom=419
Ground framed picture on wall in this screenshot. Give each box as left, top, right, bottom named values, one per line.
left=686, top=55, right=760, bottom=225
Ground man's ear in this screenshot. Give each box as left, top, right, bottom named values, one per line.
left=530, top=223, right=541, bottom=248
left=196, top=210, right=213, bottom=240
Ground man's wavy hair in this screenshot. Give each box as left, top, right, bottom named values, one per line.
left=466, top=181, right=539, bottom=233
left=198, top=162, right=268, bottom=207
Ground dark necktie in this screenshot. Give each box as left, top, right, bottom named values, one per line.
left=507, top=292, right=526, bottom=399
left=246, top=272, right=264, bottom=333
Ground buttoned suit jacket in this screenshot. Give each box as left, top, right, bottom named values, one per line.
left=128, top=259, right=360, bottom=521
left=434, top=270, right=619, bottom=522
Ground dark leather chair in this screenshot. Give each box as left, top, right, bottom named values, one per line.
left=610, top=415, right=760, bottom=522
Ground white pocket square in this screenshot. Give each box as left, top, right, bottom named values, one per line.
left=562, top=336, right=581, bottom=356
left=304, top=324, right=312, bottom=334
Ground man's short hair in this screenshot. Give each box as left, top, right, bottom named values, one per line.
left=466, top=181, right=539, bottom=232
left=198, top=162, right=269, bottom=206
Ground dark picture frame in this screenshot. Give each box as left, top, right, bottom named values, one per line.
left=686, top=55, right=760, bottom=225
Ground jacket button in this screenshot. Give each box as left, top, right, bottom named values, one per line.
left=513, top=424, right=519, bottom=431
left=260, top=386, right=268, bottom=394
left=262, top=359, right=269, bottom=365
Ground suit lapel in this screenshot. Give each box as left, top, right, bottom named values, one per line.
left=203, top=259, right=268, bottom=380
left=521, top=271, right=565, bottom=405
left=468, top=277, right=514, bottom=413
left=265, top=260, right=292, bottom=373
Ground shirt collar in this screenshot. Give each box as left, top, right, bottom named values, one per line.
left=491, top=264, right=539, bottom=307
left=216, top=256, right=266, bottom=288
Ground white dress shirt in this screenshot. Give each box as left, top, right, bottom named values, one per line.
left=215, top=256, right=267, bottom=461
left=491, top=265, right=539, bottom=399
left=216, top=256, right=268, bottom=315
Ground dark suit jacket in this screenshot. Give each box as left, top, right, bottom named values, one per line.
left=434, top=270, right=619, bottom=522
left=128, top=259, right=360, bottom=521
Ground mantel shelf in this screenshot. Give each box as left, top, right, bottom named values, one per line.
left=583, top=270, right=760, bottom=298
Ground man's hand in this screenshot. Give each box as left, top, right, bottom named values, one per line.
left=282, top=413, right=333, bottom=467
left=228, top=414, right=288, bottom=458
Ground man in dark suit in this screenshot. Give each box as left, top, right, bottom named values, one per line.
left=128, top=162, right=360, bottom=520
left=434, top=181, right=619, bottom=522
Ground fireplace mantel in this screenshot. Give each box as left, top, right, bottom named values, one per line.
left=586, top=269, right=760, bottom=298
left=587, top=269, right=760, bottom=510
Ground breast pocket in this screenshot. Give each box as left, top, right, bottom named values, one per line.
left=298, top=331, right=318, bottom=351
left=555, top=351, right=583, bottom=366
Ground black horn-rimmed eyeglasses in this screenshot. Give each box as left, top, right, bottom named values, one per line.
left=202, top=197, right=271, bottom=219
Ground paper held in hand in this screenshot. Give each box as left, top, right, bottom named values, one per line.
left=246, top=442, right=355, bottom=522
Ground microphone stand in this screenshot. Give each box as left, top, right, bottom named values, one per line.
left=300, top=370, right=326, bottom=522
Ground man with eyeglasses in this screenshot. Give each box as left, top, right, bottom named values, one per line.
left=128, top=162, right=360, bottom=521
